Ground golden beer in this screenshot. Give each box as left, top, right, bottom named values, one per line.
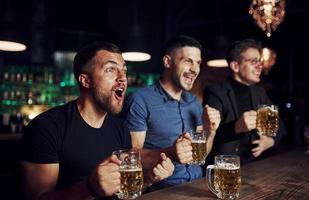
left=119, top=168, right=143, bottom=199
left=214, top=165, right=241, bottom=199
left=256, top=105, right=279, bottom=136
left=191, top=140, right=207, bottom=165
left=207, top=155, right=241, bottom=199
left=113, top=149, right=143, bottom=199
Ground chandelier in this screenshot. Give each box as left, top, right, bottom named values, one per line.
left=249, top=0, right=285, bottom=37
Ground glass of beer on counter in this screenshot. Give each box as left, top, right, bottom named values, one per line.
left=190, top=130, right=207, bottom=165
left=256, top=104, right=279, bottom=137
left=206, top=155, right=241, bottom=199
left=113, top=149, right=143, bottom=199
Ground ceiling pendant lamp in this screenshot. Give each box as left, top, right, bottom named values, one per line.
left=0, top=40, right=26, bottom=52
left=122, top=0, right=151, bottom=62
left=206, top=35, right=229, bottom=68
left=0, top=0, right=27, bottom=52
left=249, top=0, right=286, bottom=37
left=122, top=23, right=151, bottom=62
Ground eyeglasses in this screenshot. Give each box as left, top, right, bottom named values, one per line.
left=242, top=57, right=262, bottom=65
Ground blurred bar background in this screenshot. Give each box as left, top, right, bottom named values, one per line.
left=0, top=0, right=308, bottom=199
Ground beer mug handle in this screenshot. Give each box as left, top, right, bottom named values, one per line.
left=206, top=165, right=218, bottom=197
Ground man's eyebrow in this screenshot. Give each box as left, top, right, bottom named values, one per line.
left=104, top=60, right=118, bottom=65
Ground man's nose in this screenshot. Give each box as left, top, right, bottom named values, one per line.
left=117, top=70, right=127, bottom=83
left=190, top=63, right=200, bottom=75
left=256, top=61, right=263, bottom=69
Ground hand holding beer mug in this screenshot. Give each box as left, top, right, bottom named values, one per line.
left=256, top=104, right=279, bottom=137
left=113, top=149, right=143, bottom=199
left=191, top=130, right=207, bottom=165
left=206, top=155, right=241, bottom=199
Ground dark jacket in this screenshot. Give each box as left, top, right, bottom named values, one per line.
left=203, top=78, right=286, bottom=164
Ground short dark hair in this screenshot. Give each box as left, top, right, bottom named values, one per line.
left=163, top=35, right=202, bottom=55
left=73, top=41, right=122, bottom=85
left=226, top=38, right=262, bottom=64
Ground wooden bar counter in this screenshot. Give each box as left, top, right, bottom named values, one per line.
left=137, top=149, right=309, bottom=200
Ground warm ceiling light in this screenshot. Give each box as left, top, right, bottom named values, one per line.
left=121, top=0, right=151, bottom=63
left=261, top=47, right=277, bottom=74
left=122, top=52, right=151, bottom=62
left=1, top=1, right=27, bottom=52
left=207, top=59, right=228, bottom=68
left=0, top=40, right=26, bottom=52
left=249, top=0, right=285, bottom=37
left=207, top=35, right=230, bottom=68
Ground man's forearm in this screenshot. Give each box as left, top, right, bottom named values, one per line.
left=206, top=130, right=216, bottom=155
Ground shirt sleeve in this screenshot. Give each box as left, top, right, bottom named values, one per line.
left=20, top=113, right=61, bottom=164
left=195, top=100, right=203, bottom=127
left=123, top=93, right=148, bottom=132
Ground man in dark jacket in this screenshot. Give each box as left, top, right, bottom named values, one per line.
left=203, top=38, right=286, bottom=164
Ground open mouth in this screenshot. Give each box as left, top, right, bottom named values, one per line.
left=183, top=73, right=196, bottom=84
left=184, top=77, right=193, bottom=84
left=114, top=86, right=125, bottom=100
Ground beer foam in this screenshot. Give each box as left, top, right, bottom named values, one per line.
left=216, top=163, right=239, bottom=170
left=264, top=106, right=278, bottom=113
left=192, top=139, right=206, bottom=143
left=119, top=168, right=142, bottom=172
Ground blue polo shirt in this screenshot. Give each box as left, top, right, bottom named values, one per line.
left=122, top=81, right=203, bottom=187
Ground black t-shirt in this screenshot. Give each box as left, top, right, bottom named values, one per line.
left=20, top=100, right=131, bottom=189
left=230, top=78, right=252, bottom=115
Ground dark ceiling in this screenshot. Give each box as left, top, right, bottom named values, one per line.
left=1, top=0, right=309, bottom=98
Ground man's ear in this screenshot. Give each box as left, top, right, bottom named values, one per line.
left=229, top=61, right=239, bottom=73
left=163, top=55, right=172, bottom=69
left=78, top=74, right=91, bottom=88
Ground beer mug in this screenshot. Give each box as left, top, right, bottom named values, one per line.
left=190, top=130, right=207, bottom=165
left=206, top=155, right=241, bottom=199
left=256, top=104, right=279, bottom=137
left=113, top=149, right=143, bottom=199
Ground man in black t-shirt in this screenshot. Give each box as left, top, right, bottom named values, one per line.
left=20, top=42, right=175, bottom=200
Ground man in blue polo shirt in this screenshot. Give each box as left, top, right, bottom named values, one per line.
left=122, top=35, right=221, bottom=190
